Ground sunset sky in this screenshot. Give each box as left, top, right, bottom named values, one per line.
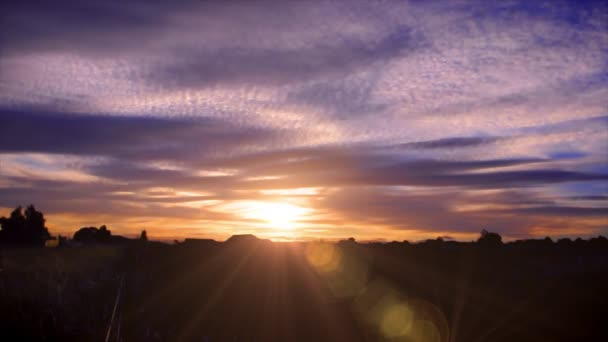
left=1, top=0, right=607, bottom=241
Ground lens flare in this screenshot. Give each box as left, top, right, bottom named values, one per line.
left=305, top=242, right=371, bottom=298
left=409, top=320, right=441, bottom=342
left=381, top=302, right=414, bottom=338
left=305, top=242, right=342, bottom=274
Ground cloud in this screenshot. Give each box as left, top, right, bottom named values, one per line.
left=548, top=151, right=588, bottom=160
left=0, top=0, right=187, bottom=55
left=0, top=106, right=281, bottom=162
left=495, top=206, right=608, bottom=218
left=285, top=77, right=389, bottom=118
left=515, top=115, right=608, bottom=136
left=393, top=136, right=503, bottom=149
left=313, top=186, right=604, bottom=238
left=240, top=151, right=607, bottom=190
left=569, top=195, right=608, bottom=201
left=148, top=25, right=422, bottom=88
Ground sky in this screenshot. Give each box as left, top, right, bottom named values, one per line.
left=0, top=0, right=607, bottom=242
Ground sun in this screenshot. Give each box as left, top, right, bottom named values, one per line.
left=244, top=201, right=308, bottom=230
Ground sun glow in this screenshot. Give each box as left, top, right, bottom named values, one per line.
left=241, top=201, right=309, bottom=230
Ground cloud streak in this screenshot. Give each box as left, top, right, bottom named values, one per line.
left=0, top=107, right=281, bottom=161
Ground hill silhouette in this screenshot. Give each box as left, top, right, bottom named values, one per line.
left=225, top=233, right=272, bottom=245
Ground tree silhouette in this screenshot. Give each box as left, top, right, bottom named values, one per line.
left=477, top=229, right=502, bottom=247
left=139, top=230, right=148, bottom=242
left=99, top=225, right=111, bottom=239
left=0, top=205, right=51, bottom=246
left=73, top=225, right=112, bottom=244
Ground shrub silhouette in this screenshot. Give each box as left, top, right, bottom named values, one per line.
left=0, top=205, right=51, bottom=246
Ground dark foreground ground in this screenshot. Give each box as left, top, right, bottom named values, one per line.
left=1, top=236, right=607, bottom=341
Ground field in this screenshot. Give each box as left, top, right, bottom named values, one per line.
left=1, top=237, right=607, bottom=341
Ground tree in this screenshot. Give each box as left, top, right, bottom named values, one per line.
left=477, top=229, right=502, bottom=248
left=73, top=225, right=112, bottom=244
left=0, top=205, right=51, bottom=246
left=139, top=230, right=148, bottom=242
left=99, top=225, right=111, bottom=239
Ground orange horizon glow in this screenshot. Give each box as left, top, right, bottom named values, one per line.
left=8, top=202, right=600, bottom=243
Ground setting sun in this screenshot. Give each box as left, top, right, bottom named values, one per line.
left=241, top=201, right=309, bottom=230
